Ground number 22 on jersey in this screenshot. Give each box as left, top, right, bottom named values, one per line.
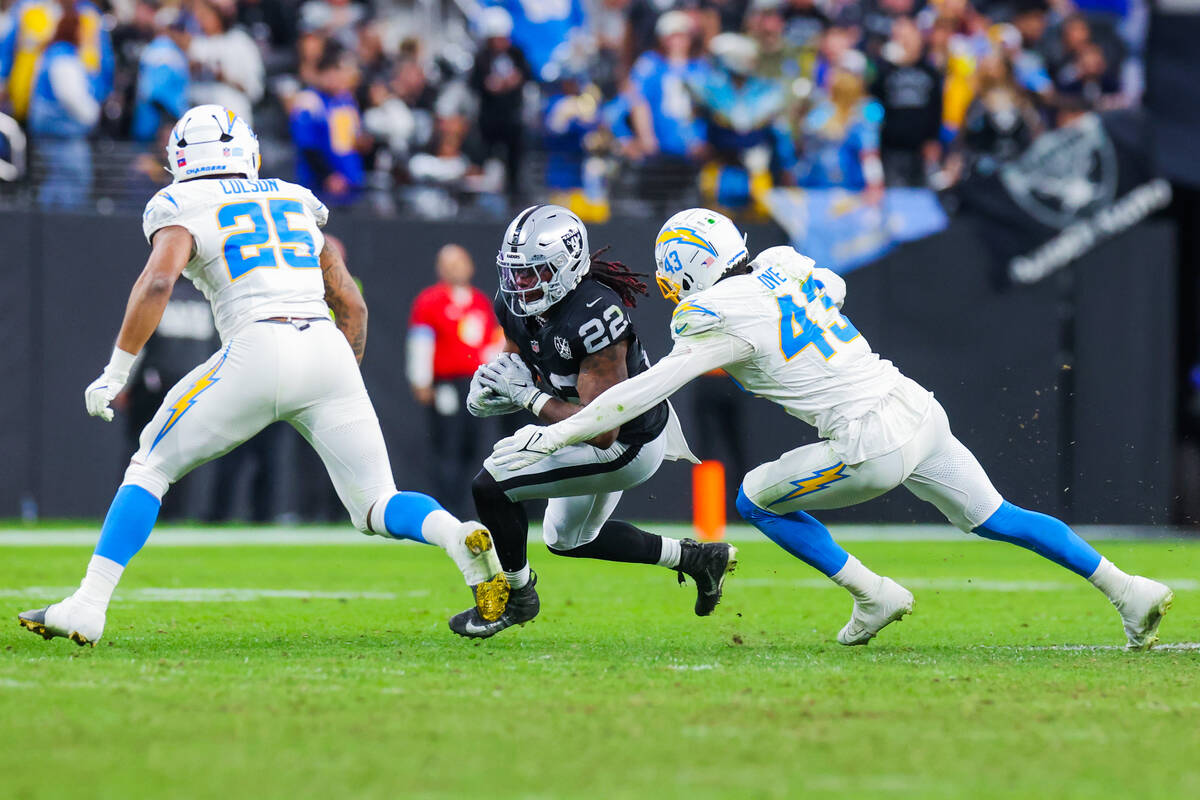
left=777, top=277, right=859, bottom=361
left=218, top=199, right=319, bottom=280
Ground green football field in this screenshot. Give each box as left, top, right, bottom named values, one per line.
left=1, top=527, right=1197, bottom=799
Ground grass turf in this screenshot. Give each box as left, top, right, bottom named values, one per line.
left=1, top=535, right=1197, bottom=799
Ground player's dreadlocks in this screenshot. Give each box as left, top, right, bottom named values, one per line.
left=588, top=247, right=649, bottom=308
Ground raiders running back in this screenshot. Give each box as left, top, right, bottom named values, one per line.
left=493, top=276, right=668, bottom=447
left=449, top=204, right=735, bottom=640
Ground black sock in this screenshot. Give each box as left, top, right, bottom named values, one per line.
left=549, top=519, right=663, bottom=565
left=471, top=470, right=529, bottom=571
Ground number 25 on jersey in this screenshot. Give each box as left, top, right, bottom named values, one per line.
left=218, top=199, right=319, bottom=280
left=777, top=283, right=859, bottom=361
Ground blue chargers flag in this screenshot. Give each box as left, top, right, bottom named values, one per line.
left=765, top=187, right=948, bottom=273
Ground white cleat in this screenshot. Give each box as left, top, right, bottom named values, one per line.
left=443, top=521, right=510, bottom=623
left=18, top=596, right=106, bottom=647
left=837, top=577, right=914, bottom=646
left=1113, top=576, right=1173, bottom=651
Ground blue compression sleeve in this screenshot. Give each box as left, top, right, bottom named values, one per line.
left=94, top=484, right=161, bottom=566
left=381, top=492, right=442, bottom=543
left=736, top=486, right=850, bottom=576
left=973, top=500, right=1102, bottom=577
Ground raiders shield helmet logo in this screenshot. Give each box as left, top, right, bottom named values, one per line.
left=554, top=336, right=572, bottom=360
left=562, top=228, right=583, bottom=259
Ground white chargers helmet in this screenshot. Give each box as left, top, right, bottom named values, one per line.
left=497, top=204, right=591, bottom=317
left=166, top=104, right=260, bottom=183
left=654, top=208, right=748, bottom=303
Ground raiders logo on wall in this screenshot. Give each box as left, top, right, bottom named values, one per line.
left=999, top=114, right=1118, bottom=230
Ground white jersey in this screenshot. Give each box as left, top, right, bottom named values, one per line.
left=672, top=247, right=933, bottom=462
left=547, top=246, right=934, bottom=465
left=142, top=177, right=330, bottom=342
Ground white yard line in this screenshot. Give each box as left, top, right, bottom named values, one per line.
left=1, top=578, right=1195, bottom=604
left=977, top=642, right=1200, bottom=652
left=0, top=523, right=1195, bottom=546
left=0, top=587, right=422, bottom=602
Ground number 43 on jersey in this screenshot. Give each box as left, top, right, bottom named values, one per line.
left=777, top=276, right=859, bottom=361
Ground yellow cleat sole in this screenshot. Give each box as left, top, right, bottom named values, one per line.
left=463, top=528, right=493, bottom=557
left=474, top=574, right=511, bottom=623
left=18, top=616, right=54, bottom=640
left=18, top=616, right=95, bottom=647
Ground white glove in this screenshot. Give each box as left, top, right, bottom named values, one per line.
left=84, top=347, right=137, bottom=422
left=466, top=365, right=524, bottom=417
left=478, top=353, right=550, bottom=414
left=491, top=423, right=568, bottom=470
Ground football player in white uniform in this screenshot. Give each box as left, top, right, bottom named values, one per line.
left=491, top=208, right=1174, bottom=650
left=18, top=105, right=508, bottom=646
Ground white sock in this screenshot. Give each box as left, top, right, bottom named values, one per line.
left=73, top=555, right=124, bottom=610
left=657, top=537, right=682, bottom=569
left=504, top=564, right=531, bottom=590
left=1088, top=557, right=1131, bottom=602
left=830, top=555, right=881, bottom=600
left=420, top=510, right=460, bottom=549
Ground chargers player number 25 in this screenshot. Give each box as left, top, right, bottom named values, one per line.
left=218, top=199, right=319, bottom=280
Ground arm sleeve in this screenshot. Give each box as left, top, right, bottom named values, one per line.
left=548, top=333, right=753, bottom=447
left=49, top=55, right=100, bottom=126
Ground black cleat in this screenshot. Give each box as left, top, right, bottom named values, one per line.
left=449, top=572, right=540, bottom=639
left=675, top=539, right=738, bottom=616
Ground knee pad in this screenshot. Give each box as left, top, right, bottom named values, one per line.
left=122, top=462, right=171, bottom=501
left=541, top=507, right=600, bottom=551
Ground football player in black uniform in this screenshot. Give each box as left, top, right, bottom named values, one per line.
left=449, top=204, right=736, bottom=638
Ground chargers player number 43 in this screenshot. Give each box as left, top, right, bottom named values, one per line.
left=218, top=198, right=320, bottom=280
left=776, top=275, right=859, bottom=362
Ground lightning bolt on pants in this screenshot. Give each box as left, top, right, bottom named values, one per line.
left=121, top=321, right=400, bottom=536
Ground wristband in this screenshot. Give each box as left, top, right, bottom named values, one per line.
left=106, top=347, right=138, bottom=382
left=529, top=392, right=551, bottom=416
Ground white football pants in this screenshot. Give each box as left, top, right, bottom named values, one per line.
left=123, top=319, right=396, bottom=530
left=741, top=399, right=1004, bottom=531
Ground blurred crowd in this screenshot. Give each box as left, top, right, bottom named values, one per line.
left=0, top=0, right=1147, bottom=217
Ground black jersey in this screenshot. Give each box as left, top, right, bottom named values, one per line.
left=495, top=277, right=669, bottom=446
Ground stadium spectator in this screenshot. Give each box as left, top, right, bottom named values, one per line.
left=407, top=244, right=503, bottom=515
left=0, top=0, right=112, bottom=122
left=469, top=7, right=532, bottom=199
left=691, top=32, right=793, bottom=217
left=487, top=0, right=588, bottom=82
left=28, top=1, right=100, bottom=209
left=188, top=0, right=264, bottom=124
left=627, top=11, right=707, bottom=211
left=300, top=0, right=366, bottom=51
left=782, top=0, right=829, bottom=49
left=129, top=7, right=189, bottom=143
left=952, top=51, right=1040, bottom=181
left=289, top=44, right=365, bottom=206
left=542, top=71, right=611, bottom=221
left=407, top=92, right=496, bottom=218
left=795, top=50, right=884, bottom=199
left=871, top=15, right=942, bottom=187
